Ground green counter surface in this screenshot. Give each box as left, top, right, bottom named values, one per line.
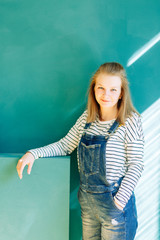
left=0, top=155, right=70, bottom=240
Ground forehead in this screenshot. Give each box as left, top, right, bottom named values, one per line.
left=96, top=73, right=121, bottom=87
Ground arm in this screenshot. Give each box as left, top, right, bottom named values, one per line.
left=17, top=110, right=87, bottom=179
left=28, top=110, right=87, bottom=158
left=114, top=113, right=144, bottom=209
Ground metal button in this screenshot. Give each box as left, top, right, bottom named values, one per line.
left=114, top=183, right=119, bottom=187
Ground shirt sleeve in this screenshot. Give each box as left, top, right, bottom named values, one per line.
left=29, top=110, right=87, bottom=159
left=114, top=112, right=144, bottom=209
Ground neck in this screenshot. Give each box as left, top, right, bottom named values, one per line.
left=99, top=107, right=118, bottom=121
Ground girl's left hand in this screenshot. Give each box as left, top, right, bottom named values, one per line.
left=114, top=199, right=124, bottom=211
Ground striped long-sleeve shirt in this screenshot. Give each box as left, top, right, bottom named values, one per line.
left=29, top=110, right=144, bottom=208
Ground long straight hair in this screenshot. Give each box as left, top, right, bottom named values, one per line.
left=87, top=62, right=139, bottom=124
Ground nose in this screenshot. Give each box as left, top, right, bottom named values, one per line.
left=103, top=89, right=110, bottom=96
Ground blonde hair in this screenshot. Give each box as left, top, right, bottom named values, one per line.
left=87, top=62, right=139, bottom=124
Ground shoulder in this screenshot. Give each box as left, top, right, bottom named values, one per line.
left=77, top=109, right=88, bottom=122
left=125, top=111, right=142, bottom=127
left=73, top=109, right=88, bottom=129
left=125, top=111, right=144, bottom=141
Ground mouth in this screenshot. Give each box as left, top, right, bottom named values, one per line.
left=101, top=99, right=110, bottom=103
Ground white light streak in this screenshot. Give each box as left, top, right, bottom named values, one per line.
left=135, top=98, right=160, bottom=240
left=127, top=32, right=160, bottom=67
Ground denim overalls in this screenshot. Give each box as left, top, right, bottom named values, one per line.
left=77, top=120, right=138, bottom=240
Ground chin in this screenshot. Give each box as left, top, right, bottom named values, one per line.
left=100, top=103, right=112, bottom=107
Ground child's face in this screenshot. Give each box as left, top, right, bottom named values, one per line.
left=94, top=73, right=122, bottom=111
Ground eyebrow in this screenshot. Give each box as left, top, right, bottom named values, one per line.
left=96, top=84, right=119, bottom=88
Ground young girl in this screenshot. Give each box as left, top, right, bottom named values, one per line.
left=17, top=62, right=144, bottom=240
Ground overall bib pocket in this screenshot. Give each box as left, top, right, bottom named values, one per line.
left=79, top=142, right=101, bottom=175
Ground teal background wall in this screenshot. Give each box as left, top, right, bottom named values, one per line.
left=0, top=0, right=160, bottom=239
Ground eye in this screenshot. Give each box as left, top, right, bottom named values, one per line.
left=111, top=88, right=117, bottom=92
left=98, top=86, right=104, bottom=90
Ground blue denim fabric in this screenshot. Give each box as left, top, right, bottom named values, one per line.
left=77, top=121, right=138, bottom=240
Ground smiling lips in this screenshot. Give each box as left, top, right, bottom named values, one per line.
left=101, top=99, right=111, bottom=102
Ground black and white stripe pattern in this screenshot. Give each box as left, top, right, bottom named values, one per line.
left=29, top=110, right=144, bottom=208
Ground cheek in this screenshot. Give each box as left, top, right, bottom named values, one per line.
left=112, top=92, right=121, bottom=101
left=115, top=90, right=121, bottom=98
left=94, top=90, right=101, bottom=103
left=95, top=89, right=103, bottom=96
left=95, top=89, right=100, bottom=98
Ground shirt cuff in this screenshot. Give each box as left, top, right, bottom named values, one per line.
left=28, top=150, right=39, bottom=160
left=114, top=196, right=125, bottom=210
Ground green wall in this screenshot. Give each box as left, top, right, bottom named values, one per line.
left=0, top=0, right=160, bottom=239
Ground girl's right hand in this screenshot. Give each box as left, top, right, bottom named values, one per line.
left=16, top=152, right=35, bottom=179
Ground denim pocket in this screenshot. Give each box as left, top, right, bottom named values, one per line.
left=79, top=142, right=101, bottom=175
left=109, top=192, right=124, bottom=213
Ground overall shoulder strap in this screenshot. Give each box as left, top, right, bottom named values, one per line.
left=84, top=122, right=92, bottom=129
left=108, top=120, right=119, bottom=134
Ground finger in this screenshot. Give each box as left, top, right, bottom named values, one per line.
left=16, top=159, right=23, bottom=178
left=16, top=159, right=22, bottom=170
left=27, top=161, right=33, bottom=175
left=18, top=160, right=26, bottom=179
